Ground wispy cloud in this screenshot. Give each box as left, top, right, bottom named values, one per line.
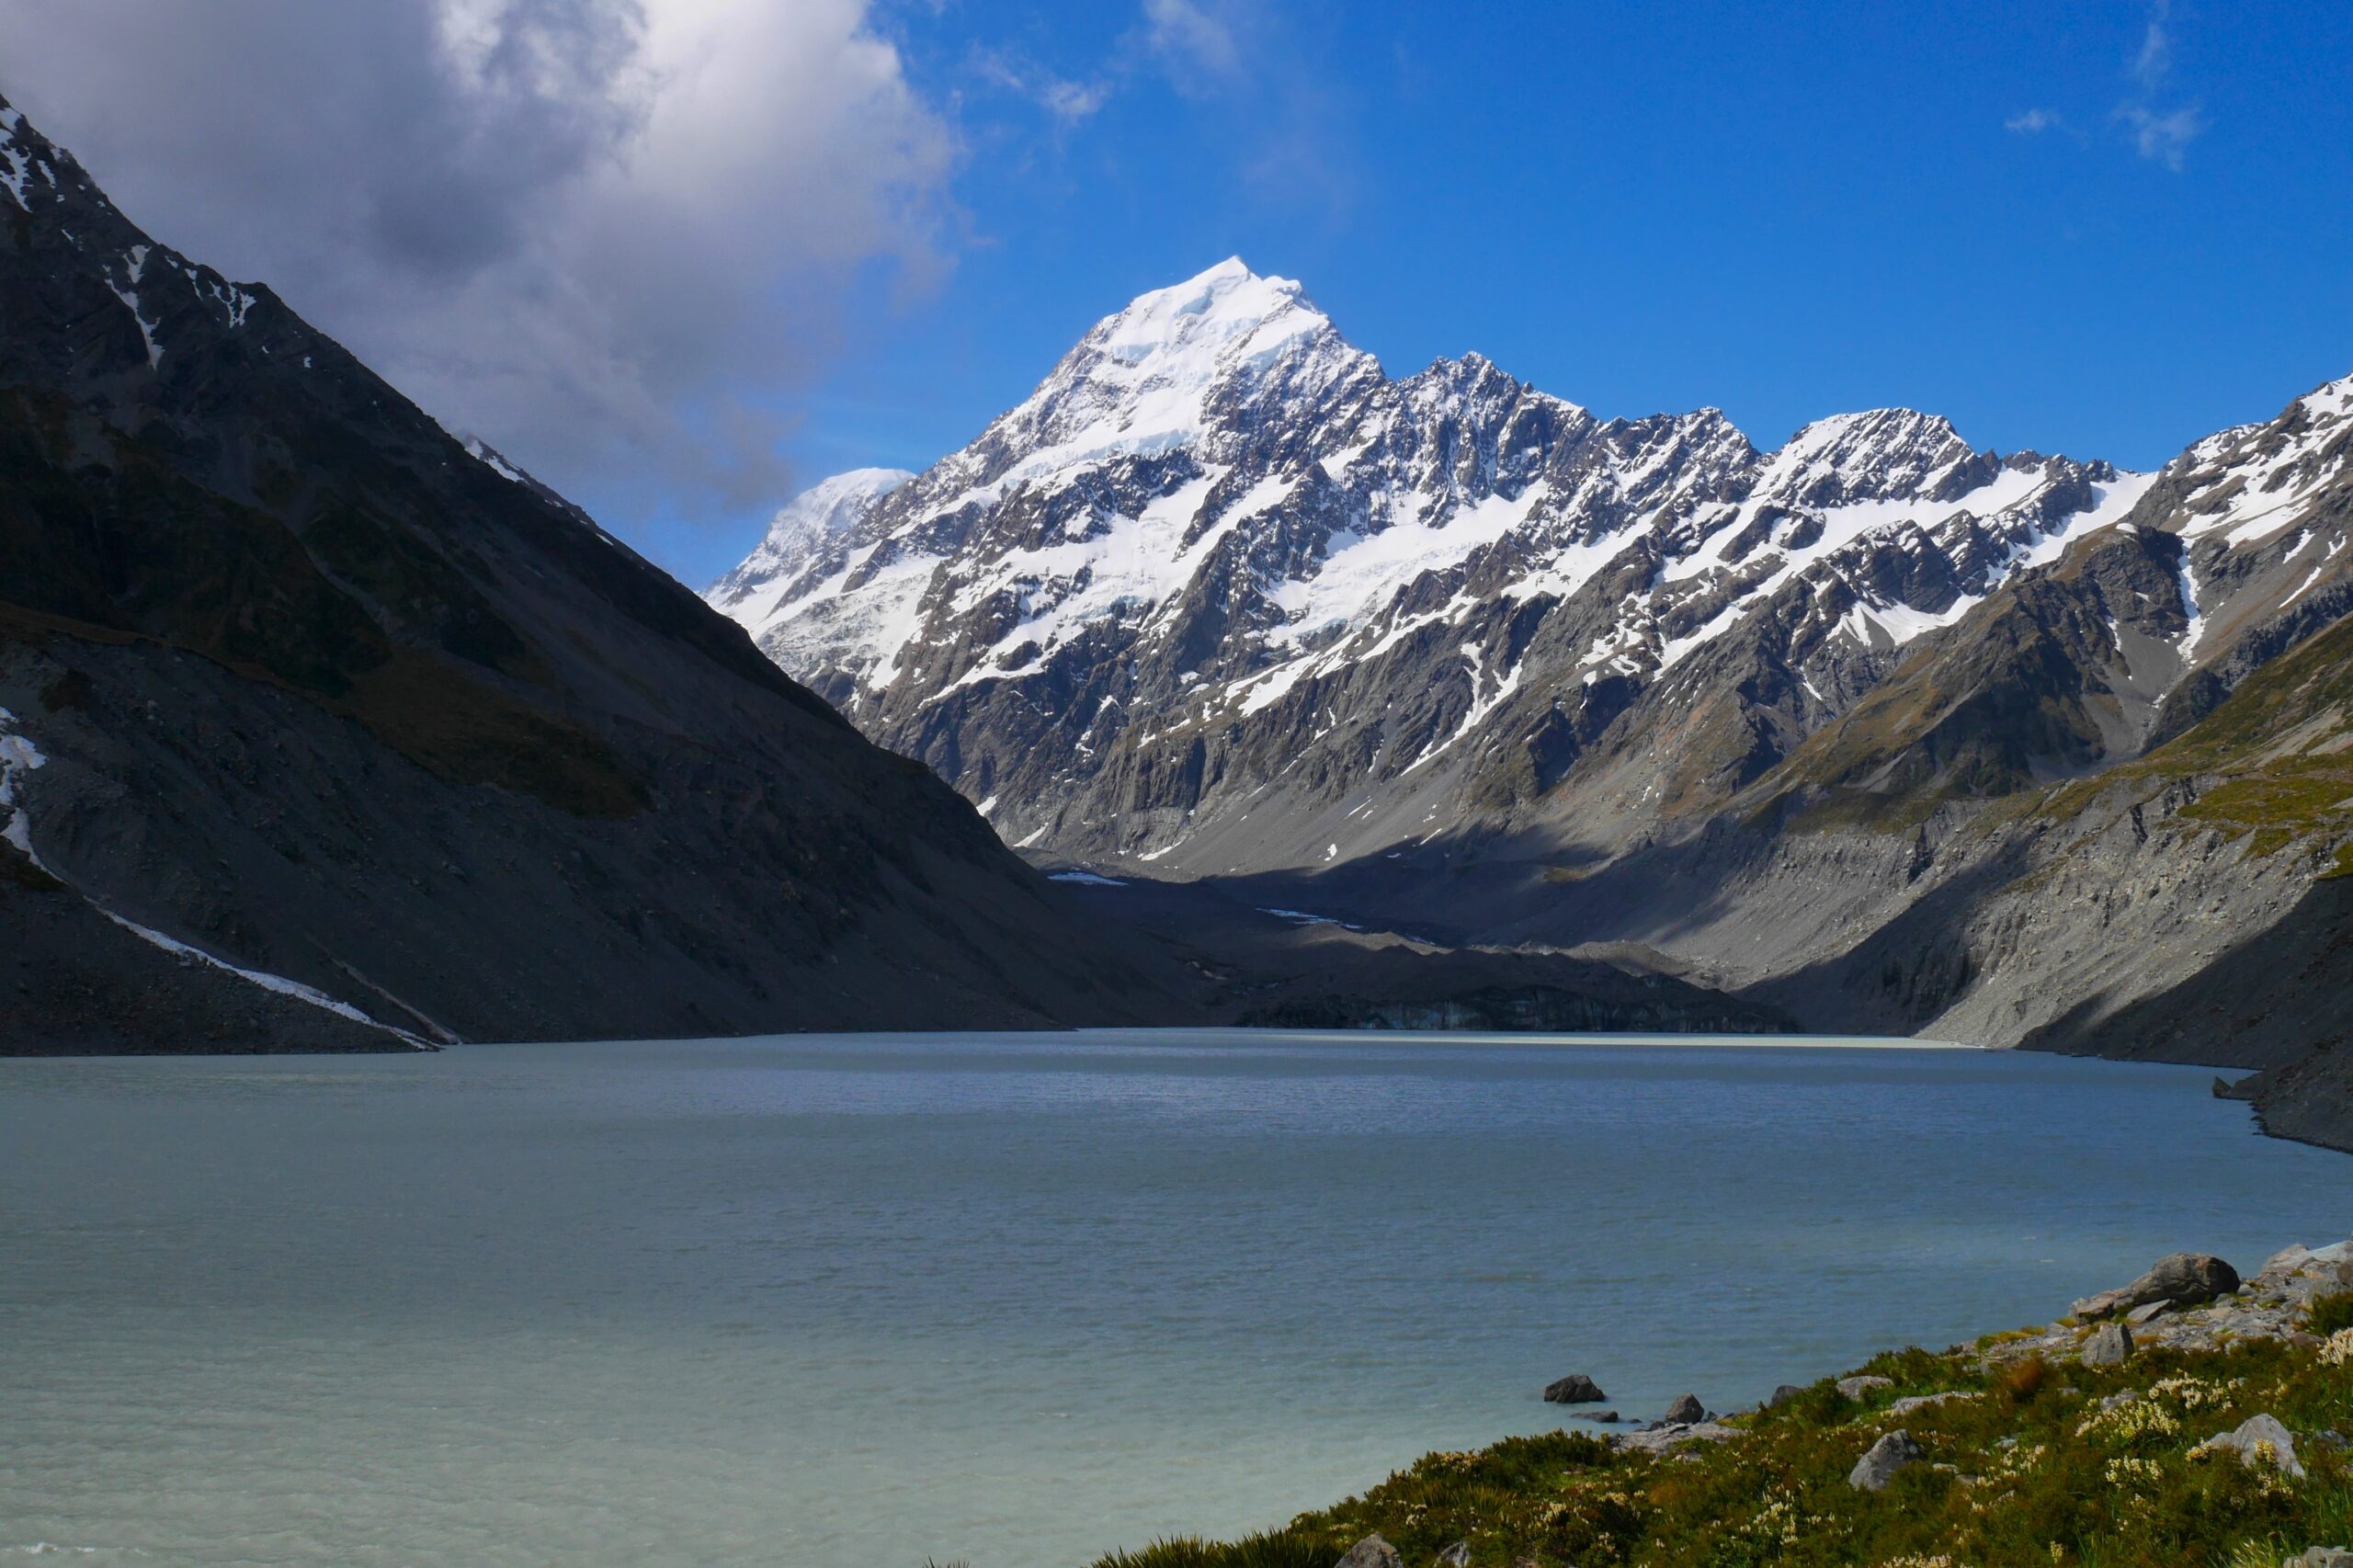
left=2131, top=0, right=2174, bottom=91
left=1142, top=0, right=1241, bottom=89
left=2117, top=103, right=2205, bottom=170
left=970, top=46, right=1108, bottom=126
left=2117, top=0, right=2202, bottom=169
left=2010, top=1, right=2203, bottom=171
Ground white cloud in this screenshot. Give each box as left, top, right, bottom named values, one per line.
left=2116, top=0, right=2202, bottom=169
left=2118, top=103, right=2205, bottom=170
left=1041, top=78, right=1111, bottom=123
left=0, top=0, right=959, bottom=514
left=971, top=47, right=1109, bottom=126
left=2131, top=0, right=2174, bottom=91
left=2006, top=108, right=2063, bottom=134
left=1143, top=0, right=1242, bottom=87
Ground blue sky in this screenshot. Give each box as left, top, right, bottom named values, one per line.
left=12, top=0, right=2347, bottom=586
left=677, top=0, right=2351, bottom=587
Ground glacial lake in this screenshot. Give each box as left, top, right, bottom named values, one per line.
left=3, top=1031, right=2347, bottom=1566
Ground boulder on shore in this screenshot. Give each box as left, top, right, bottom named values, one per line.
left=1848, top=1429, right=1926, bottom=1492
left=1836, top=1374, right=1893, bottom=1401
left=2081, top=1322, right=2133, bottom=1368
left=1542, top=1373, right=1608, bottom=1403
left=1335, top=1533, right=1404, bottom=1568
left=2195, top=1413, right=2305, bottom=1479
left=2073, top=1253, right=2240, bottom=1320
left=1661, top=1392, right=1705, bottom=1425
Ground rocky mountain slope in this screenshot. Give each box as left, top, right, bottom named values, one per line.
left=0, top=88, right=1185, bottom=1048
left=719, top=260, right=2353, bottom=1123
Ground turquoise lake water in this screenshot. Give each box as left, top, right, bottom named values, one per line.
left=2, top=1031, right=2346, bottom=1566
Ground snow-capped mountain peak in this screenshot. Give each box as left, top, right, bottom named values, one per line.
left=1759, top=408, right=1983, bottom=508
left=961, top=256, right=1375, bottom=490
left=1094, top=256, right=1325, bottom=374
left=707, top=261, right=2332, bottom=874
left=706, top=466, right=914, bottom=625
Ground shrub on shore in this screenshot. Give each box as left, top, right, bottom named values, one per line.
left=1092, top=1335, right=2353, bottom=1567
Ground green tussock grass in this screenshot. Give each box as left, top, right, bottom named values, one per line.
left=1093, top=1333, right=2353, bottom=1568
left=2039, top=612, right=2353, bottom=862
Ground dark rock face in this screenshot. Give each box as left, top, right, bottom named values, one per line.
left=1661, top=1392, right=1705, bottom=1426
left=0, top=89, right=1174, bottom=1048
left=1542, top=1373, right=1607, bottom=1404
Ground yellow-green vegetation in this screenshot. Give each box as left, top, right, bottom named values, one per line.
left=2042, top=613, right=2353, bottom=858
left=2309, top=1295, right=2353, bottom=1338
left=1094, top=1335, right=2353, bottom=1568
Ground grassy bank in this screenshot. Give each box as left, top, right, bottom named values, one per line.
left=1095, top=1276, right=2353, bottom=1567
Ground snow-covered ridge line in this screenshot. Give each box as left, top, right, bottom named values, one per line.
left=714, top=252, right=2146, bottom=712
left=708, top=256, right=2351, bottom=874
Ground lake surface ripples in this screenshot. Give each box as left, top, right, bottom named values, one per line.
left=2, top=1031, right=2344, bottom=1566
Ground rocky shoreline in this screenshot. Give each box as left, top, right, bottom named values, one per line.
left=1096, top=1238, right=2353, bottom=1568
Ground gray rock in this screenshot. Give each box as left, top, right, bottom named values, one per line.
left=1542, top=1372, right=1608, bottom=1403
left=1889, top=1391, right=1977, bottom=1416
left=2074, top=1253, right=2241, bottom=1319
left=1848, top=1429, right=1927, bottom=1492
left=1662, top=1392, right=1705, bottom=1425
left=1436, top=1544, right=1472, bottom=1568
left=2071, top=1289, right=2132, bottom=1319
left=2258, top=1244, right=2316, bottom=1283
left=1570, top=1409, right=1620, bottom=1423
left=2196, top=1413, right=2305, bottom=1479
left=1836, top=1374, right=1894, bottom=1401
left=2289, top=1549, right=2353, bottom=1568
left=1336, top=1534, right=1404, bottom=1568
left=2125, top=1300, right=2171, bottom=1325
left=1616, top=1420, right=1739, bottom=1455
left=1769, top=1383, right=1806, bottom=1406
left=2081, top=1323, right=2133, bottom=1368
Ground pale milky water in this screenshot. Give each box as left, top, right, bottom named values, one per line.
left=2, top=1031, right=2346, bottom=1567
